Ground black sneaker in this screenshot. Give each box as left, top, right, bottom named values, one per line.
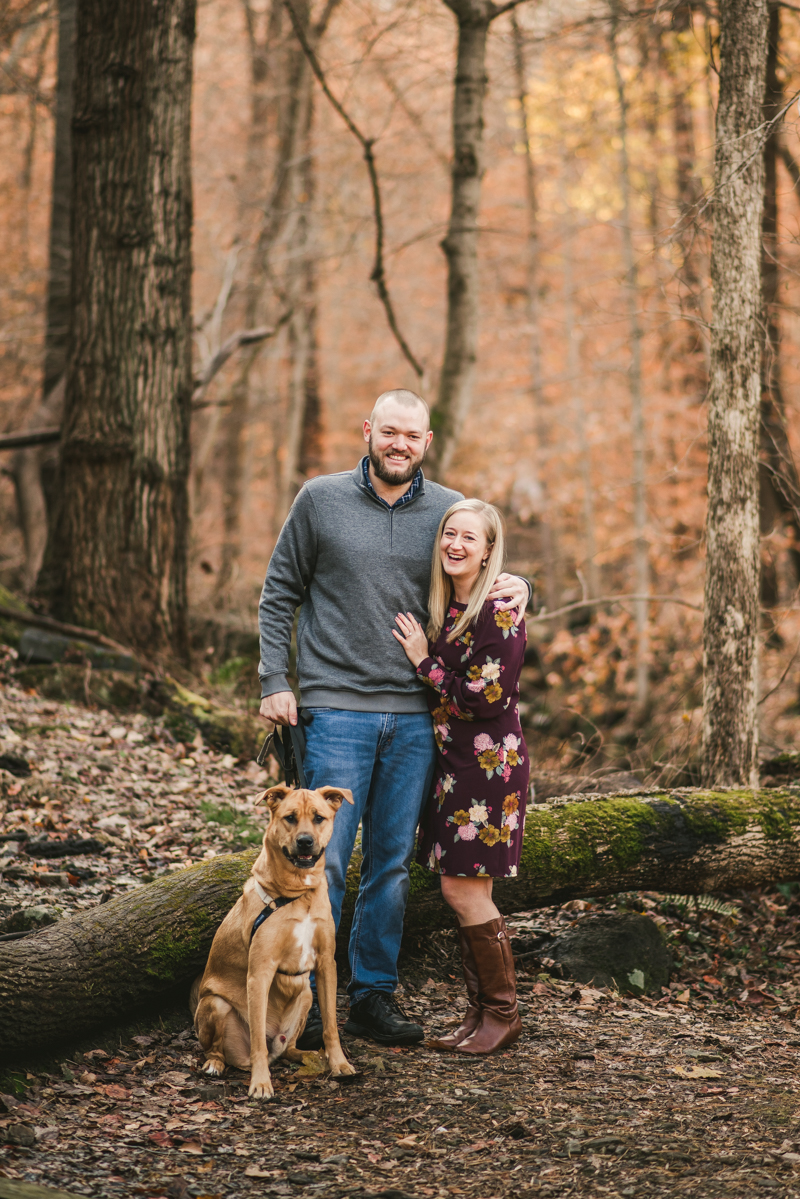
left=344, top=990, right=424, bottom=1046
left=296, top=997, right=323, bottom=1050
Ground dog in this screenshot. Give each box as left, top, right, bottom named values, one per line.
left=190, top=783, right=357, bottom=1098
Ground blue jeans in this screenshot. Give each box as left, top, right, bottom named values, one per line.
left=302, top=708, right=435, bottom=1002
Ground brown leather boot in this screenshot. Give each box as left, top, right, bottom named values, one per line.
left=455, top=916, right=521, bottom=1055
left=430, top=924, right=481, bottom=1050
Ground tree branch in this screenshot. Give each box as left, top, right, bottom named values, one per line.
left=192, top=314, right=291, bottom=407
left=0, top=605, right=137, bottom=660
left=0, top=428, right=60, bottom=451
left=529, top=593, right=703, bottom=624
left=779, top=138, right=800, bottom=189
left=282, top=0, right=424, bottom=380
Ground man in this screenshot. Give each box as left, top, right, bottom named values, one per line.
left=258, top=389, right=528, bottom=1047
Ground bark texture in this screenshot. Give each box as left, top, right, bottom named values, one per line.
left=702, top=0, right=768, bottom=788
left=430, top=0, right=494, bottom=478
left=36, top=0, right=196, bottom=660
left=2, top=787, right=799, bottom=1056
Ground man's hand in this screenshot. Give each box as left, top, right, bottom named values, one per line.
left=259, top=691, right=298, bottom=727
left=487, top=573, right=529, bottom=626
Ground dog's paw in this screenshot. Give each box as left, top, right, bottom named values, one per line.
left=203, top=1058, right=224, bottom=1077
left=329, top=1057, right=357, bottom=1077
left=248, top=1076, right=275, bottom=1100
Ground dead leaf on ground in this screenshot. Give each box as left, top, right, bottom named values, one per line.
left=671, top=1065, right=724, bottom=1079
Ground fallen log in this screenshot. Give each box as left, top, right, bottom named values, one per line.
left=1, top=786, right=799, bottom=1057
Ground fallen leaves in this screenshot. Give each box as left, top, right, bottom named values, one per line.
left=671, top=1065, right=724, bottom=1079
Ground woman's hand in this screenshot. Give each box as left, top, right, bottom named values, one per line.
left=392, top=612, right=429, bottom=668
left=487, top=573, right=529, bottom=626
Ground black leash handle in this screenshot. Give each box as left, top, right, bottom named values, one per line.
left=256, top=719, right=306, bottom=788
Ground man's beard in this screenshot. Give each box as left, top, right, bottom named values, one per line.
left=368, top=436, right=426, bottom=486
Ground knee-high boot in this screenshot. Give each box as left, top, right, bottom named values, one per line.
left=455, top=916, right=521, bottom=1055
left=430, top=924, right=481, bottom=1050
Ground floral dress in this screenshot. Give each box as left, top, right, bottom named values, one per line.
left=415, top=598, right=529, bottom=878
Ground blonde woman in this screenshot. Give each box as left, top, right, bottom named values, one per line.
left=393, top=499, right=527, bottom=1054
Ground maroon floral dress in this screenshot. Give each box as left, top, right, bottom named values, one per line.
left=415, top=598, right=529, bottom=878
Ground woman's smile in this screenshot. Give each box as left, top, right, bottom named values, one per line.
left=439, top=511, right=489, bottom=599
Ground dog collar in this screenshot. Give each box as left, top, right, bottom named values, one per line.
left=250, top=879, right=298, bottom=943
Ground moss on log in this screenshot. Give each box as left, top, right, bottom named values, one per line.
left=10, top=666, right=263, bottom=760
left=2, top=787, right=799, bottom=1056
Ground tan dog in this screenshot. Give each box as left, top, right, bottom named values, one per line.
left=190, top=783, right=357, bottom=1098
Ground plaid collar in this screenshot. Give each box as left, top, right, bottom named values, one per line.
left=360, top=456, right=422, bottom=510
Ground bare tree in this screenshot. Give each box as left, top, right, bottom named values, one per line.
left=511, top=11, right=559, bottom=616
left=666, top=1, right=709, bottom=395
left=36, top=0, right=196, bottom=659
left=759, top=0, right=800, bottom=585
left=10, top=0, right=75, bottom=592
left=428, top=0, right=525, bottom=478
left=701, top=0, right=768, bottom=788
left=562, top=211, right=598, bottom=604
left=212, top=0, right=337, bottom=600
left=610, top=1, right=650, bottom=714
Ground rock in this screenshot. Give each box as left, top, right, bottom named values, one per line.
left=4, top=906, right=62, bottom=933
left=545, top=912, right=671, bottom=995
left=3, top=1122, right=36, bottom=1147
left=17, top=628, right=139, bottom=672
left=0, top=754, right=31, bottom=779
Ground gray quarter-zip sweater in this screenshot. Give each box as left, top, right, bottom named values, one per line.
left=258, top=462, right=463, bottom=712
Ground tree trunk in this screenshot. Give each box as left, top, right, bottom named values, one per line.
left=1, top=785, right=798, bottom=1057
left=43, top=0, right=77, bottom=397
left=511, top=12, right=559, bottom=617
left=10, top=0, right=76, bottom=594
left=10, top=379, right=65, bottom=594
left=701, top=0, right=768, bottom=788
left=429, top=0, right=493, bottom=479
left=562, top=211, right=598, bottom=601
left=610, top=4, right=650, bottom=713
left=759, top=0, right=800, bottom=581
left=277, top=56, right=323, bottom=523
left=35, top=0, right=196, bottom=662
left=214, top=0, right=331, bottom=596
left=668, top=1, right=709, bottom=396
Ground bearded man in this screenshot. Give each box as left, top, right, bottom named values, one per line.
left=258, top=389, right=529, bottom=1047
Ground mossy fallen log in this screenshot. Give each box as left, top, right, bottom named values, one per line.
left=10, top=666, right=263, bottom=760
left=2, top=786, right=799, bottom=1056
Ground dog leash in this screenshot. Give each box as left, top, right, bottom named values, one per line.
left=250, top=878, right=299, bottom=943
left=256, top=718, right=307, bottom=788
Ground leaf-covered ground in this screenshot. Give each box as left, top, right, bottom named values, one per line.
left=3, top=678, right=800, bottom=1199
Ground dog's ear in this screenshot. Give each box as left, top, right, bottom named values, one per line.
left=255, top=784, right=292, bottom=810
left=316, top=786, right=354, bottom=811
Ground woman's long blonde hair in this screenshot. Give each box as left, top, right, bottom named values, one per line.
left=427, top=499, right=506, bottom=644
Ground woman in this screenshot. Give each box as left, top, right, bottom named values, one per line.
left=393, top=498, right=528, bottom=1055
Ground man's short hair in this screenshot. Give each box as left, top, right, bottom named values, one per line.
left=369, top=389, right=430, bottom=430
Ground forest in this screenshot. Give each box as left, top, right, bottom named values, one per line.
left=3, top=0, right=800, bottom=1197
left=3, top=0, right=800, bottom=789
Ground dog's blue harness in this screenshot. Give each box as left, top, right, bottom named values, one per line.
left=250, top=880, right=299, bottom=944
